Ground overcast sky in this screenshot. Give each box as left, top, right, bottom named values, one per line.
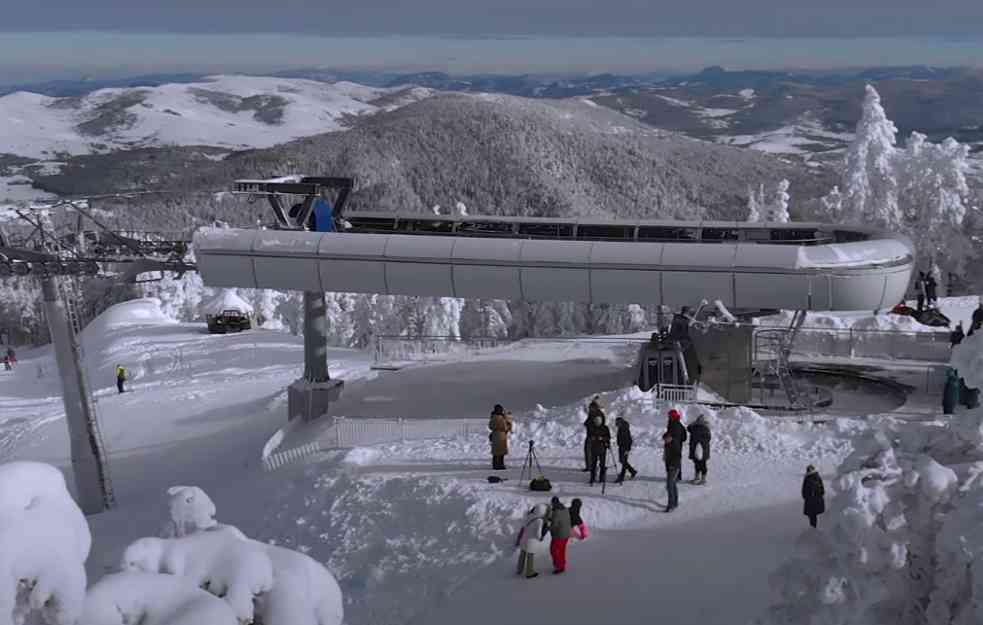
left=6, top=0, right=983, bottom=37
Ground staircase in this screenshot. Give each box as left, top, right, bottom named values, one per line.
left=752, top=311, right=809, bottom=410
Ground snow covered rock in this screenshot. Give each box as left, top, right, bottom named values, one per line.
left=0, top=462, right=91, bottom=625
left=121, top=527, right=274, bottom=623
left=161, top=486, right=226, bottom=539
left=79, top=572, right=238, bottom=625
left=253, top=542, right=344, bottom=625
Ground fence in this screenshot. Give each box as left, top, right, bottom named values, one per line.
left=789, top=327, right=951, bottom=363
left=374, top=335, right=517, bottom=366
left=262, top=416, right=488, bottom=471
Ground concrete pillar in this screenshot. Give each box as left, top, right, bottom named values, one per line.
left=303, top=290, right=330, bottom=382
left=288, top=290, right=343, bottom=422
left=41, top=277, right=113, bottom=514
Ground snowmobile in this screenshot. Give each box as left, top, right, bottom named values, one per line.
left=206, top=309, right=252, bottom=334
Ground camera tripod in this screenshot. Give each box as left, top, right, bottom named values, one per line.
left=600, top=445, right=621, bottom=495
left=519, top=440, right=547, bottom=485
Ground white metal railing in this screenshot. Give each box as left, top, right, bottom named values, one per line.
left=374, top=335, right=516, bottom=366
left=262, top=416, right=488, bottom=471
left=655, top=383, right=696, bottom=403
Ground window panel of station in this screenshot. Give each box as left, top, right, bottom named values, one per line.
left=636, top=226, right=699, bottom=242
left=575, top=224, right=635, bottom=241
left=517, top=222, right=575, bottom=239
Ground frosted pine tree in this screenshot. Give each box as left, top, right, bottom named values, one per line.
left=765, top=179, right=791, bottom=223
left=746, top=184, right=763, bottom=221
left=842, top=84, right=900, bottom=228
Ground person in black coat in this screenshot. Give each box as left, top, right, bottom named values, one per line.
left=613, top=417, right=638, bottom=483
left=663, top=409, right=687, bottom=512
left=950, top=322, right=965, bottom=348
left=587, top=415, right=612, bottom=486
left=582, top=396, right=605, bottom=472
left=686, top=414, right=711, bottom=485
left=802, top=465, right=825, bottom=528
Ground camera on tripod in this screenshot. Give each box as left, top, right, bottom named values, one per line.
left=521, top=440, right=552, bottom=492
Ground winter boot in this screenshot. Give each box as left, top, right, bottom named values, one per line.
left=630, top=469, right=638, bottom=480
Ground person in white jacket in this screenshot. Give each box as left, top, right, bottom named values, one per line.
left=515, top=503, right=549, bottom=579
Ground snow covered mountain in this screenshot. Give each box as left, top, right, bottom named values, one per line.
left=0, top=75, right=433, bottom=160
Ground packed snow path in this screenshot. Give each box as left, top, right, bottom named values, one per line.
left=413, top=502, right=802, bottom=625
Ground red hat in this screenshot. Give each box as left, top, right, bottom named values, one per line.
left=668, top=409, right=681, bottom=420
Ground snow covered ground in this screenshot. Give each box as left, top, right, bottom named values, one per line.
left=1, top=297, right=978, bottom=625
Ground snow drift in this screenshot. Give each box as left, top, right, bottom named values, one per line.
left=0, top=462, right=90, bottom=625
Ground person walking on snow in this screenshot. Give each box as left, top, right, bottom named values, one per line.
left=587, top=414, right=612, bottom=486
left=663, top=409, right=687, bottom=512
left=115, top=364, right=126, bottom=394
left=2, top=355, right=10, bottom=371
left=5, top=347, right=15, bottom=367
left=802, top=465, right=825, bottom=528
left=488, top=404, right=512, bottom=470
left=943, top=368, right=960, bottom=415
left=973, top=302, right=983, bottom=329
left=515, top=503, right=549, bottom=579
left=569, top=498, right=589, bottom=541
left=547, top=496, right=572, bottom=574
left=614, top=416, right=638, bottom=483
left=687, top=414, right=711, bottom=485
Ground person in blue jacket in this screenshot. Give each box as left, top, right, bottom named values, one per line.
left=310, top=192, right=336, bottom=233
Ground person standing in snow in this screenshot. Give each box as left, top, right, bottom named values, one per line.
left=914, top=273, right=926, bottom=313
left=613, top=416, right=638, bottom=484
left=488, top=404, right=512, bottom=470
left=663, top=409, right=687, bottom=512
left=925, top=273, right=938, bottom=307
left=973, top=302, right=983, bottom=328
left=116, top=364, right=126, bottom=394
left=687, top=414, right=711, bottom=485
left=547, top=496, right=572, bottom=574
left=950, top=322, right=965, bottom=348
left=515, top=503, right=549, bottom=579
left=587, top=415, right=612, bottom=486
left=5, top=347, right=15, bottom=366
left=802, top=465, right=825, bottom=528
left=582, top=396, right=605, bottom=472
left=569, top=498, right=589, bottom=541
left=943, top=368, right=960, bottom=415
left=2, top=355, right=10, bottom=371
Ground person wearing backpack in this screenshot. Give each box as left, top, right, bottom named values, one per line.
left=802, top=465, right=826, bottom=528
left=613, top=416, right=638, bottom=484
left=515, top=503, right=549, bottom=579
left=687, top=414, right=711, bottom=485
left=547, top=497, right=572, bottom=574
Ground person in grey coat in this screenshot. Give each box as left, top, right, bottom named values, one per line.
left=547, top=496, right=572, bottom=574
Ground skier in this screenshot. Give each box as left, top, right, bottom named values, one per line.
left=582, top=396, right=605, bottom=472
left=663, top=409, right=687, bottom=512
left=943, top=369, right=960, bottom=415
left=914, top=272, right=926, bottom=313
left=925, top=272, right=938, bottom=307
left=613, top=416, right=638, bottom=483
left=115, top=364, right=126, bottom=394
left=569, top=498, right=589, bottom=540
left=950, top=322, right=965, bottom=348
left=515, top=503, right=549, bottom=579
left=488, top=404, right=512, bottom=470
left=687, top=414, right=711, bottom=485
left=547, top=497, right=572, bottom=574
left=587, top=414, right=612, bottom=486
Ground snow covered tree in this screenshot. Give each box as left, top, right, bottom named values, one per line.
left=746, top=184, right=764, bottom=221
left=842, top=84, right=901, bottom=229
left=0, top=461, right=91, bottom=625
left=765, top=179, right=791, bottom=223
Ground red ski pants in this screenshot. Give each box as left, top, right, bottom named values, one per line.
left=550, top=537, right=569, bottom=572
